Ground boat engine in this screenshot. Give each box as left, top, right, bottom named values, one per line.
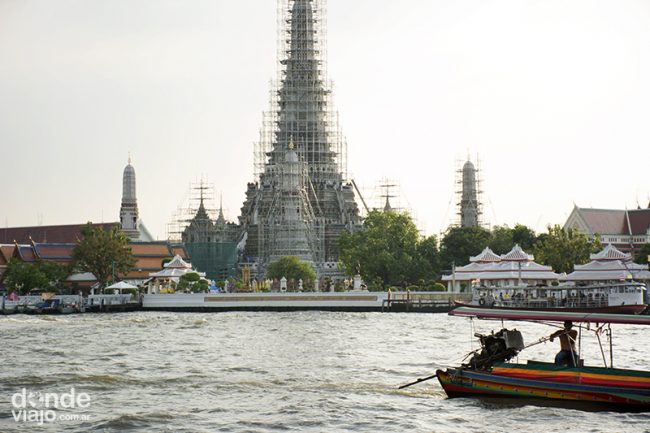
left=463, top=328, right=525, bottom=371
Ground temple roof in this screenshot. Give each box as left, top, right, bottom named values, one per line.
left=501, top=244, right=534, bottom=262
left=164, top=255, right=192, bottom=269
left=33, top=243, right=75, bottom=263
left=469, top=247, right=501, bottom=263
left=624, top=208, right=650, bottom=235
left=577, top=208, right=627, bottom=234
left=442, top=260, right=558, bottom=282
left=589, top=244, right=631, bottom=261
left=0, top=223, right=120, bottom=244
left=564, top=259, right=650, bottom=281
left=444, top=244, right=556, bottom=282
left=129, top=242, right=174, bottom=257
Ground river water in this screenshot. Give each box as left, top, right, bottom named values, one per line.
left=0, top=311, right=648, bottom=433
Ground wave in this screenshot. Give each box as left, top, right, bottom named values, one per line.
left=87, top=411, right=175, bottom=431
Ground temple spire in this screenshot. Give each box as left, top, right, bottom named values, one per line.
left=119, top=156, right=140, bottom=238
left=216, top=193, right=225, bottom=225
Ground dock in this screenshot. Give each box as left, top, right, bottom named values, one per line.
left=2, top=292, right=471, bottom=314
left=142, top=291, right=470, bottom=313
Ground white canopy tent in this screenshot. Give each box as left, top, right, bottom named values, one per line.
left=106, top=280, right=138, bottom=294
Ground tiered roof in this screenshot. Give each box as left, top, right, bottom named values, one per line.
left=1, top=240, right=190, bottom=283
left=442, top=244, right=559, bottom=284
left=149, top=255, right=204, bottom=279
left=563, top=244, right=650, bottom=282
left=164, top=255, right=192, bottom=269
left=589, top=244, right=630, bottom=261
left=500, top=244, right=534, bottom=262
left=470, top=247, right=501, bottom=263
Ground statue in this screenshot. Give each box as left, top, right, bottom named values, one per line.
left=280, top=276, right=287, bottom=292
left=353, top=274, right=362, bottom=290
left=298, top=279, right=303, bottom=291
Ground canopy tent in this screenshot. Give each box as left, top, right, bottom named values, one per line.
left=106, top=281, right=138, bottom=290
left=106, top=280, right=138, bottom=294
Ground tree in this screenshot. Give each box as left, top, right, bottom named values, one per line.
left=177, top=272, right=201, bottom=291
left=266, top=256, right=316, bottom=287
left=489, top=225, right=514, bottom=255
left=511, top=224, right=537, bottom=252
left=418, top=235, right=441, bottom=278
left=72, top=223, right=135, bottom=291
left=533, top=225, right=601, bottom=274
left=2, top=259, right=69, bottom=294
left=338, top=210, right=439, bottom=290
left=488, top=224, right=538, bottom=255
left=440, top=226, right=492, bottom=271
left=634, top=243, right=650, bottom=265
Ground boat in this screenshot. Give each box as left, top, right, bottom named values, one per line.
left=454, top=282, right=647, bottom=314
left=432, top=307, right=650, bottom=411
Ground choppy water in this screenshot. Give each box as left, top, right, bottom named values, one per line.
left=0, top=311, right=649, bottom=433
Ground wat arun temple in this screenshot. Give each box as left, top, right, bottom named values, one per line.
left=181, top=0, right=363, bottom=280
left=238, top=0, right=361, bottom=278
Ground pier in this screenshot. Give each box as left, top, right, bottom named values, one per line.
left=2, top=292, right=471, bottom=314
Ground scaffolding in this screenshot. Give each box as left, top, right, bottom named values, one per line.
left=242, top=0, right=361, bottom=278
left=254, top=0, right=347, bottom=181
left=166, top=180, right=218, bottom=243
left=455, top=155, right=484, bottom=228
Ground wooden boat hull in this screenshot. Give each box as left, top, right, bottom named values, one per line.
left=437, top=362, right=650, bottom=410
left=453, top=301, right=647, bottom=315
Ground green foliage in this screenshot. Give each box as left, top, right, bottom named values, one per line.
left=489, top=224, right=537, bottom=255
left=634, top=243, right=650, bottom=265
left=72, top=222, right=135, bottom=290
left=511, top=224, right=537, bottom=252
left=338, top=210, right=440, bottom=290
left=533, top=225, right=601, bottom=274
left=3, top=259, right=69, bottom=294
left=191, top=279, right=209, bottom=293
left=177, top=272, right=202, bottom=290
left=440, top=226, right=492, bottom=270
left=431, top=282, right=447, bottom=292
left=120, top=288, right=139, bottom=296
left=489, top=225, right=514, bottom=255
left=266, top=256, right=317, bottom=284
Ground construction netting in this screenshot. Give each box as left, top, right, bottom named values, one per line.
left=185, top=242, right=237, bottom=281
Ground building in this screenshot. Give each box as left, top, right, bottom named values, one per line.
left=454, top=156, right=483, bottom=228
left=181, top=190, right=238, bottom=281
left=237, top=0, right=362, bottom=279
left=564, top=204, right=650, bottom=254
left=442, top=245, right=560, bottom=292
left=0, top=222, right=120, bottom=245
left=147, top=255, right=205, bottom=294
left=562, top=244, right=650, bottom=283
left=119, top=157, right=154, bottom=242
left=0, top=240, right=188, bottom=291
left=0, top=160, right=185, bottom=289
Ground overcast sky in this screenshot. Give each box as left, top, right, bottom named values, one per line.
left=2, top=0, right=649, bottom=240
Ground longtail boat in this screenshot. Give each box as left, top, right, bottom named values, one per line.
left=402, top=307, right=650, bottom=411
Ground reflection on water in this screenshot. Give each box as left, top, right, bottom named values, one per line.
left=1, top=312, right=649, bottom=432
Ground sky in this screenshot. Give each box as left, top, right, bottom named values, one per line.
left=1, top=0, right=649, bottom=240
